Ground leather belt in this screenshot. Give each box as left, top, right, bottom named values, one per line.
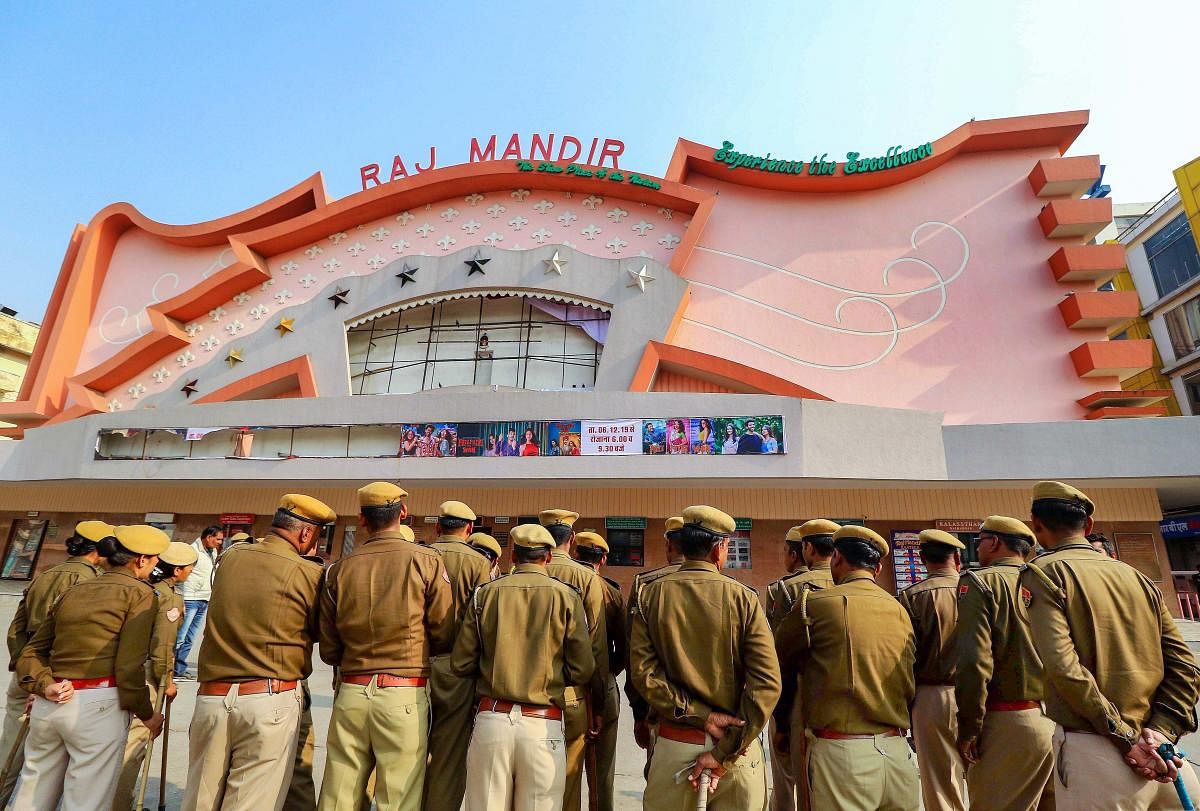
left=198, top=678, right=298, bottom=696
left=342, top=674, right=427, bottom=688
left=987, top=699, right=1040, bottom=712
left=813, top=727, right=903, bottom=740
left=68, top=675, right=115, bottom=690
left=477, top=697, right=562, bottom=720
left=657, top=721, right=708, bottom=745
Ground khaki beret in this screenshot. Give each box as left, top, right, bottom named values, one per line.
left=468, top=532, right=502, bottom=559
left=75, top=520, right=116, bottom=543
left=981, top=515, right=1036, bottom=542
left=439, top=500, right=477, bottom=522
left=510, top=524, right=554, bottom=549
left=574, top=531, right=609, bottom=554
left=681, top=505, right=736, bottom=537
left=279, top=494, right=337, bottom=525
left=787, top=519, right=841, bottom=542
left=539, top=509, right=579, bottom=528
left=1032, top=481, right=1094, bottom=516
left=833, top=525, right=889, bottom=558
left=918, top=529, right=965, bottom=550
left=665, top=516, right=685, bottom=534
left=115, top=525, right=172, bottom=556
left=228, top=532, right=251, bottom=542
left=160, top=541, right=199, bottom=567
left=358, top=481, right=409, bottom=508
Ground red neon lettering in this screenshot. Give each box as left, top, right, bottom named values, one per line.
left=585, top=137, right=599, bottom=164
left=415, top=146, right=437, bottom=173
left=530, top=133, right=555, bottom=161
left=500, top=133, right=523, bottom=161
left=360, top=164, right=382, bottom=190
left=469, top=135, right=497, bottom=162
left=557, top=135, right=582, bottom=163
left=598, top=139, right=625, bottom=169
left=389, top=155, right=410, bottom=182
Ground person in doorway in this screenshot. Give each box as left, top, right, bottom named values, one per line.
left=173, top=524, right=224, bottom=681
left=898, top=530, right=967, bottom=811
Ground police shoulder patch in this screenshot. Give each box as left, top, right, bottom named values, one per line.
left=166, top=607, right=181, bottom=623
left=1020, top=586, right=1033, bottom=608
left=958, top=583, right=969, bottom=596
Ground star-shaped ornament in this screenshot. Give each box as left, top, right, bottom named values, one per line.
left=626, top=264, right=656, bottom=293
left=543, top=250, right=567, bottom=275
left=181, top=379, right=199, bottom=398
left=225, top=349, right=244, bottom=368
left=328, top=288, right=350, bottom=308
left=396, top=263, right=419, bottom=287
left=275, top=317, right=295, bottom=336
left=465, top=252, right=490, bottom=276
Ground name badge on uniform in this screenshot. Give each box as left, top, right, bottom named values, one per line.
left=1020, top=586, right=1033, bottom=608
left=958, top=583, right=969, bottom=596
left=167, top=607, right=181, bottom=622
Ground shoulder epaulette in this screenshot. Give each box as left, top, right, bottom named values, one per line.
left=1020, top=560, right=1063, bottom=600
left=602, top=575, right=621, bottom=591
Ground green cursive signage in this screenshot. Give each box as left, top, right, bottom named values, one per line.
left=515, top=160, right=662, bottom=190
left=712, top=140, right=935, bottom=177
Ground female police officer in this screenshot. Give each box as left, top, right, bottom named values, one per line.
left=13, top=524, right=169, bottom=810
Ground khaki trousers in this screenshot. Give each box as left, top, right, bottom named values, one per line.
left=911, top=684, right=966, bottom=811
left=644, top=733, right=767, bottom=810
left=807, top=732, right=919, bottom=811
left=183, top=683, right=303, bottom=811
left=318, top=680, right=428, bottom=811
left=966, top=708, right=1054, bottom=811
left=112, top=682, right=161, bottom=811
left=423, top=655, right=474, bottom=811
left=1053, top=725, right=1200, bottom=811
left=283, top=682, right=317, bottom=811
left=785, top=691, right=810, bottom=811
left=14, top=686, right=130, bottom=811
left=594, top=675, right=620, bottom=811
left=463, top=706, right=566, bottom=811
left=562, top=685, right=586, bottom=811
left=0, top=673, right=27, bottom=801
left=769, top=717, right=795, bottom=811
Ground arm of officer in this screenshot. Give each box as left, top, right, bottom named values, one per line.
left=148, top=591, right=177, bottom=687
left=449, top=589, right=483, bottom=679
left=629, top=589, right=713, bottom=724
left=563, top=591, right=595, bottom=689
left=583, top=578, right=609, bottom=706
left=15, top=604, right=58, bottom=696
left=712, top=598, right=781, bottom=768
left=772, top=595, right=812, bottom=728
left=606, top=587, right=626, bottom=678
left=425, top=561, right=455, bottom=657
left=317, top=566, right=342, bottom=667
left=6, top=596, right=29, bottom=662
left=1146, top=597, right=1200, bottom=741
left=1023, top=565, right=1136, bottom=748
left=115, top=587, right=158, bottom=721
left=954, top=572, right=993, bottom=745
left=623, top=581, right=653, bottom=722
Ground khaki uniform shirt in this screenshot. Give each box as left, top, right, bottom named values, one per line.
left=898, top=570, right=960, bottom=685
left=624, top=561, right=682, bottom=721
left=16, top=570, right=157, bottom=720
left=769, top=561, right=835, bottom=725
left=449, top=563, right=594, bottom=708
left=149, top=580, right=185, bottom=687
left=601, top=575, right=625, bottom=678
left=954, top=558, right=1044, bottom=741
left=6, top=557, right=104, bottom=663
left=765, top=565, right=809, bottom=630
left=319, top=529, right=455, bottom=677
left=197, top=534, right=323, bottom=683
left=431, top=535, right=491, bottom=635
left=775, top=570, right=915, bottom=734
left=629, top=560, right=782, bottom=767
left=1021, top=539, right=1200, bottom=747
left=547, top=549, right=609, bottom=700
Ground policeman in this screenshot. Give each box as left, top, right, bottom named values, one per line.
left=763, top=525, right=809, bottom=811
left=451, top=523, right=594, bottom=810
left=112, top=540, right=197, bottom=810
left=625, top=516, right=685, bottom=765
left=765, top=525, right=812, bottom=629
left=14, top=524, right=169, bottom=810
left=183, top=493, right=335, bottom=811
left=1020, top=481, right=1200, bottom=809
left=897, top=529, right=966, bottom=811
left=0, top=519, right=114, bottom=800
left=424, top=500, right=491, bottom=811
left=571, top=530, right=625, bottom=811
left=540, top=508, right=609, bottom=811
left=629, top=506, right=781, bottom=809
left=468, top=531, right=504, bottom=579
left=955, top=516, right=1054, bottom=811
left=768, top=519, right=839, bottom=811
left=317, top=482, right=452, bottom=811
left=775, top=525, right=918, bottom=811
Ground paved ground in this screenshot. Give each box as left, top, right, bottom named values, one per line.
left=1, top=581, right=1198, bottom=810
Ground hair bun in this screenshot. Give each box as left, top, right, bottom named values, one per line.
left=96, top=536, right=120, bottom=558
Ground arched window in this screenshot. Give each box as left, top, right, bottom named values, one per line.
left=347, top=294, right=609, bottom=394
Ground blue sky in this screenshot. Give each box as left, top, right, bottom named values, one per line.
left=1, top=0, right=1196, bottom=320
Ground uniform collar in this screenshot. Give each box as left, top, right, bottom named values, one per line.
left=512, top=563, right=549, bottom=576
left=259, top=534, right=302, bottom=558
left=66, top=556, right=103, bottom=573
left=680, top=560, right=719, bottom=573
left=435, top=534, right=471, bottom=547
left=1049, top=535, right=1091, bottom=551
left=925, top=569, right=959, bottom=579
left=838, top=570, right=877, bottom=585
left=106, top=569, right=144, bottom=583
left=366, top=529, right=415, bottom=545
left=988, top=555, right=1025, bottom=567
left=810, top=561, right=832, bottom=571
left=551, top=547, right=572, bottom=559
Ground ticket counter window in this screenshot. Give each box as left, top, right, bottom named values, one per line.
left=606, top=529, right=644, bottom=567
left=2, top=519, right=48, bottom=580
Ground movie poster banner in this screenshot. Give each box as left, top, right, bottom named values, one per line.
left=713, top=415, right=785, bottom=455
left=399, top=422, right=458, bottom=458
left=546, top=420, right=582, bottom=456
left=581, top=420, right=643, bottom=455
left=456, top=421, right=546, bottom=457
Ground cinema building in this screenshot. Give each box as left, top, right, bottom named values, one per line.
left=2, top=110, right=1197, bottom=605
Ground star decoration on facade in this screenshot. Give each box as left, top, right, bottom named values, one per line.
left=180, top=379, right=199, bottom=398
left=626, top=264, right=655, bottom=293
left=328, top=288, right=350, bottom=308
left=151, top=366, right=171, bottom=385
left=275, top=318, right=295, bottom=336
left=465, top=253, right=490, bottom=276
left=543, top=251, right=567, bottom=275
left=396, top=264, right=419, bottom=286
left=226, top=348, right=244, bottom=368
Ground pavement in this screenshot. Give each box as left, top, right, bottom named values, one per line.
left=0, top=578, right=1197, bottom=810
